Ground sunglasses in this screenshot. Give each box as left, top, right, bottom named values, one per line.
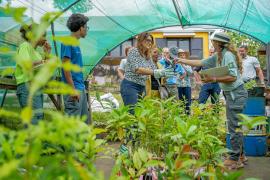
left=144, top=38, right=153, bottom=43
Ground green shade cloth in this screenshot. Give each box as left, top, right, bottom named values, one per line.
left=1, top=0, right=270, bottom=76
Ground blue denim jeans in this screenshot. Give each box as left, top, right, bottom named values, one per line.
left=178, top=87, right=191, bottom=114
left=120, top=79, right=145, bottom=114
left=64, top=90, right=90, bottom=124
left=198, top=83, right=221, bottom=104
left=16, top=83, right=44, bottom=125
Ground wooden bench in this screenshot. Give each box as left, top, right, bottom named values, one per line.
left=0, top=76, right=62, bottom=110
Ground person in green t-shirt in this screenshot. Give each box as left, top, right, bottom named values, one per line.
left=178, top=32, right=247, bottom=170
left=15, top=24, right=51, bottom=124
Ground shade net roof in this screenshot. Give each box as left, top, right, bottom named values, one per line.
left=1, top=0, right=270, bottom=76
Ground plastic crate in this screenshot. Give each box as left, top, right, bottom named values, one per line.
left=226, top=134, right=268, bottom=156
left=243, top=97, right=265, bottom=116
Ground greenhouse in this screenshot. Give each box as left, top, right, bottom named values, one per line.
left=0, top=0, right=270, bottom=179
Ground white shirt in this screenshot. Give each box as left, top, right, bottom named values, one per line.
left=119, top=58, right=127, bottom=71
left=242, top=55, right=260, bottom=81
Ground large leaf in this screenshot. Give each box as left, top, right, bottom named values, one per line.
left=138, top=148, right=148, bottom=163
left=0, top=160, right=19, bottom=179
left=53, top=36, right=80, bottom=46
left=133, top=151, right=142, bottom=170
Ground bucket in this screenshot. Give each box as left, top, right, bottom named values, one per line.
left=226, top=134, right=267, bottom=156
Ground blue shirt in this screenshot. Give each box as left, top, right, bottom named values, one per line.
left=61, top=44, right=85, bottom=90
left=159, top=58, right=185, bottom=85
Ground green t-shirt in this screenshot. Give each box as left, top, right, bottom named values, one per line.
left=201, top=49, right=243, bottom=91
left=15, top=42, right=42, bottom=85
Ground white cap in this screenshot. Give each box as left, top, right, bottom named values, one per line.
left=210, top=32, right=230, bottom=43
left=178, top=49, right=185, bottom=53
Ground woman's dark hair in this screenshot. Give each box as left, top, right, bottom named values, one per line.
left=67, top=13, right=89, bottom=32
left=19, top=24, right=33, bottom=41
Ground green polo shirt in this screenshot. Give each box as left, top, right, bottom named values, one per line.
left=201, top=49, right=243, bottom=91
left=15, top=42, right=42, bottom=85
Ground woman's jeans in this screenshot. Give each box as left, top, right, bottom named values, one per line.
left=223, top=85, right=248, bottom=161
left=120, top=79, right=145, bottom=115
left=16, top=83, right=44, bottom=125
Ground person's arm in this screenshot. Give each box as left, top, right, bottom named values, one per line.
left=202, top=75, right=236, bottom=83
left=61, top=45, right=79, bottom=101
left=135, top=67, right=154, bottom=75
left=62, top=57, right=79, bottom=100
left=117, top=68, right=125, bottom=80
left=253, top=57, right=265, bottom=84
left=178, top=59, right=203, bottom=67
left=33, top=41, right=52, bottom=67
left=202, top=52, right=237, bottom=83
left=255, top=67, right=265, bottom=84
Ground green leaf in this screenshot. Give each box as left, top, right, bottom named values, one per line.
left=0, top=109, right=20, bottom=120
left=133, top=151, right=142, bottom=170
left=20, top=106, right=33, bottom=124
left=186, top=125, right=197, bottom=137
left=136, top=168, right=147, bottom=177
left=127, top=167, right=135, bottom=177
left=93, top=128, right=107, bottom=135
left=30, top=59, right=59, bottom=96
left=0, top=67, right=15, bottom=77
left=138, top=148, right=148, bottom=163
left=0, top=160, right=19, bottom=179
left=2, top=140, right=12, bottom=160
left=43, top=80, right=79, bottom=95
left=62, top=61, right=82, bottom=72
left=53, top=36, right=80, bottom=46
left=1, top=6, right=27, bottom=23
left=0, top=46, right=11, bottom=53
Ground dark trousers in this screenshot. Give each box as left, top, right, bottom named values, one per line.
left=120, top=79, right=145, bottom=115
left=223, top=85, right=248, bottom=161
left=178, top=87, right=191, bottom=114
left=64, top=90, right=90, bottom=124
left=198, top=83, right=221, bottom=104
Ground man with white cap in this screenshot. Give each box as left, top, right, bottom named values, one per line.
left=178, top=32, right=248, bottom=170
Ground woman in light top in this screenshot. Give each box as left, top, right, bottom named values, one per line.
left=120, top=32, right=174, bottom=114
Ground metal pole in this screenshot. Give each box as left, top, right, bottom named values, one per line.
left=0, top=89, right=8, bottom=108
left=50, top=22, right=58, bottom=57
left=267, top=43, right=270, bottom=86
left=171, top=0, right=183, bottom=27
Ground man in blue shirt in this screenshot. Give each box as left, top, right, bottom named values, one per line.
left=61, top=13, right=90, bottom=124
